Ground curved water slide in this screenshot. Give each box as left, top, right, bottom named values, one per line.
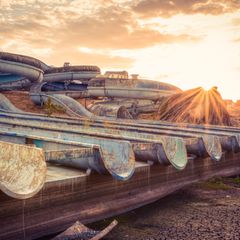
left=34, top=76, right=181, bottom=118
left=35, top=65, right=101, bottom=99
left=0, top=52, right=46, bottom=89
left=1, top=92, right=239, bottom=159
left=29, top=78, right=181, bottom=119
left=87, top=77, right=181, bottom=100
left=2, top=98, right=240, bottom=162
left=35, top=76, right=181, bottom=101
left=1, top=94, right=239, bottom=161
left=0, top=52, right=100, bottom=90
left=1, top=90, right=239, bottom=160
left=31, top=91, right=95, bottom=118
left=43, top=65, right=101, bottom=83
left=0, top=52, right=181, bottom=119
left=30, top=81, right=133, bottom=119
left=0, top=52, right=181, bottom=98
left=1, top=95, right=240, bottom=201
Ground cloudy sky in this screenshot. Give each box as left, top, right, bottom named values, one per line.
left=1, top=0, right=240, bottom=100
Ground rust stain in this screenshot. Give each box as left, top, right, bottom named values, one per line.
left=0, top=141, right=47, bottom=199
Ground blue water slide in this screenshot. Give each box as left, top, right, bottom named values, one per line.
left=0, top=52, right=46, bottom=87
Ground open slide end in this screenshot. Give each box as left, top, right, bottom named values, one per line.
left=99, top=141, right=135, bottom=181
left=202, top=135, right=223, bottom=161
left=0, top=59, right=43, bottom=83
left=0, top=141, right=47, bottom=199
left=158, top=138, right=188, bottom=170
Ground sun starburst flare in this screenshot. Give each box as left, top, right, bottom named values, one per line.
left=156, top=86, right=232, bottom=126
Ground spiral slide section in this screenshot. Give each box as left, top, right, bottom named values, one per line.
left=0, top=52, right=102, bottom=92
left=0, top=52, right=46, bottom=87
left=43, top=65, right=101, bottom=83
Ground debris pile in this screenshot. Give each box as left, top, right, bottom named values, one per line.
left=52, top=220, right=118, bottom=240
left=156, top=87, right=233, bottom=126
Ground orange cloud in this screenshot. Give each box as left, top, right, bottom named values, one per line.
left=43, top=49, right=134, bottom=69
left=132, top=0, right=240, bottom=18
left=0, top=2, right=200, bottom=54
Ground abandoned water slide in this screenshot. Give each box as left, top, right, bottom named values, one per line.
left=0, top=52, right=239, bottom=240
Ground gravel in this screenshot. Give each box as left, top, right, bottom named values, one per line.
left=94, top=177, right=240, bottom=240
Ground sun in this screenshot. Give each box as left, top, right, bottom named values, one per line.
left=128, top=22, right=239, bottom=101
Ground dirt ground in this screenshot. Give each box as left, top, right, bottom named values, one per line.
left=2, top=91, right=92, bottom=117
left=228, top=104, right=240, bottom=126
left=3, top=91, right=46, bottom=114
left=39, top=177, right=240, bottom=240
left=87, top=177, right=240, bottom=240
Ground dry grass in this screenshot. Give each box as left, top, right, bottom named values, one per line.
left=2, top=91, right=46, bottom=114
left=2, top=91, right=68, bottom=117
left=155, top=87, right=233, bottom=126
left=199, top=178, right=231, bottom=190
left=228, top=104, right=240, bottom=127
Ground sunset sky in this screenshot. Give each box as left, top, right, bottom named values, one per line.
left=0, top=0, right=239, bottom=100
